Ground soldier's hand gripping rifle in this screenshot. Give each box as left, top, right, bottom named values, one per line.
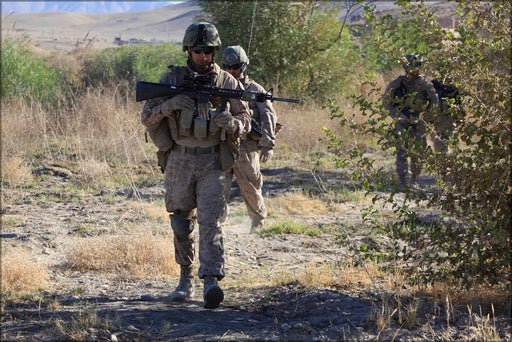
left=136, top=75, right=299, bottom=139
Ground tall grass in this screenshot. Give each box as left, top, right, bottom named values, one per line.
left=1, top=247, right=48, bottom=294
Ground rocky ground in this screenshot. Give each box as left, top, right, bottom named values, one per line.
left=1, top=164, right=510, bottom=341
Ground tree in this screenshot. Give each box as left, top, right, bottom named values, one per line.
left=196, top=0, right=360, bottom=100
left=326, top=0, right=511, bottom=289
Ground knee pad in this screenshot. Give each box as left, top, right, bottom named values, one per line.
left=170, top=215, right=194, bottom=240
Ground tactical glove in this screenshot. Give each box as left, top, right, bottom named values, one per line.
left=214, top=111, right=239, bottom=134
left=260, top=147, right=274, bottom=163
left=161, top=95, right=195, bottom=116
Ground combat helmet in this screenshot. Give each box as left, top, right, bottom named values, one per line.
left=222, top=46, right=249, bottom=66
left=402, top=53, right=424, bottom=70
left=182, top=22, right=222, bottom=52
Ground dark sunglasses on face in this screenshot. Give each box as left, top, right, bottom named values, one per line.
left=223, top=63, right=243, bottom=70
left=192, top=46, right=214, bottom=54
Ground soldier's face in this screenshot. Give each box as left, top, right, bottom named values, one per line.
left=224, top=64, right=242, bottom=79
left=190, top=47, right=214, bottom=66
left=406, top=69, right=420, bottom=80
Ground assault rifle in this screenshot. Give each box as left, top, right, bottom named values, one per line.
left=136, top=75, right=298, bottom=139
left=136, top=75, right=300, bottom=105
left=250, top=117, right=275, bottom=140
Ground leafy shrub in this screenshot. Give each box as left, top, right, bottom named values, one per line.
left=79, top=43, right=187, bottom=90
left=1, top=38, right=70, bottom=106
left=326, top=1, right=511, bottom=290
left=196, top=1, right=363, bottom=100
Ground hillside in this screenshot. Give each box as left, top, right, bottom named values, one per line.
left=1, top=1, right=457, bottom=52
left=1, top=1, right=201, bottom=51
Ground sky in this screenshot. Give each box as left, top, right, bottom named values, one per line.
left=1, top=1, right=183, bottom=15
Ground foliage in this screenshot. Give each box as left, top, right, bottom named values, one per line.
left=0, top=38, right=71, bottom=106
left=326, top=1, right=511, bottom=289
left=79, top=43, right=186, bottom=89
left=196, top=0, right=362, bottom=100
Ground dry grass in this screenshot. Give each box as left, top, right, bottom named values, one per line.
left=273, top=97, right=353, bottom=155
left=266, top=191, right=330, bottom=216
left=125, top=200, right=168, bottom=222
left=1, top=247, right=49, bottom=294
left=1, top=156, right=33, bottom=187
left=76, top=158, right=112, bottom=185
left=1, top=84, right=150, bottom=173
left=65, top=231, right=177, bottom=279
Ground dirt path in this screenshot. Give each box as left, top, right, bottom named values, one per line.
left=1, top=166, right=510, bottom=341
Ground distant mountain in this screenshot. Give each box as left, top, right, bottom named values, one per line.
left=2, top=1, right=200, bottom=51
left=1, top=1, right=182, bottom=15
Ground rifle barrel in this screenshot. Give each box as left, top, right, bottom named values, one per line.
left=271, top=97, right=300, bottom=103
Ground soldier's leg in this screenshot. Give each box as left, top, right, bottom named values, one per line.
left=394, top=121, right=408, bottom=185
left=410, top=124, right=427, bottom=183
left=218, top=168, right=234, bottom=225
left=164, top=150, right=198, bottom=301
left=233, top=140, right=266, bottom=230
left=396, top=148, right=408, bottom=185
left=196, top=153, right=226, bottom=308
left=169, top=213, right=195, bottom=301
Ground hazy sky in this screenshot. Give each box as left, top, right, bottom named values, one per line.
left=1, top=1, right=183, bottom=15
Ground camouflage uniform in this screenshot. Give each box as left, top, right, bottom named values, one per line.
left=224, top=75, right=277, bottom=229
left=383, top=67, right=439, bottom=185
left=220, top=45, right=278, bottom=230
left=140, top=23, right=250, bottom=308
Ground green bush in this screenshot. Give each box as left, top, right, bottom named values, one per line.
left=79, top=43, right=187, bottom=88
left=196, top=1, right=363, bottom=100
left=326, top=1, right=511, bottom=290
left=1, top=38, right=70, bottom=106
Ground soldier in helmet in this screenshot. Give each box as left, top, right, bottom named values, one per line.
left=140, top=22, right=250, bottom=309
left=221, top=45, right=278, bottom=232
left=383, top=53, right=439, bottom=188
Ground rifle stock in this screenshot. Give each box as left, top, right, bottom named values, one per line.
left=136, top=81, right=180, bottom=102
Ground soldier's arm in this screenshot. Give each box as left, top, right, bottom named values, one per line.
left=141, top=72, right=176, bottom=128
left=382, top=78, right=402, bottom=117
left=424, top=78, right=440, bottom=112
left=224, top=76, right=251, bottom=134
left=249, top=82, right=277, bottom=148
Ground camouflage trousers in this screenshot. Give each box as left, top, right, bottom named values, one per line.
left=395, top=121, right=427, bottom=181
left=224, top=139, right=267, bottom=222
left=164, top=147, right=226, bottom=280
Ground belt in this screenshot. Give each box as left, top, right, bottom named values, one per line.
left=174, top=144, right=220, bottom=155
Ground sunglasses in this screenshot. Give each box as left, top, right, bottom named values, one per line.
left=223, top=63, right=243, bottom=70
left=192, top=46, right=214, bottom=54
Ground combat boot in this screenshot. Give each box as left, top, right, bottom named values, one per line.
left=394, top=173, right=408, bottom=192
left=203, top=276, right=224, bottom=309
left=250, top=218, right=264, bottom=233
left=170, top=265, right=195, bottom=302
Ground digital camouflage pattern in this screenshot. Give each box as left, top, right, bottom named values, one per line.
left=182, top=22, right=222, bottom=52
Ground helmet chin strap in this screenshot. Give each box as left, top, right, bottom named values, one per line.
left=240, top=64, right=248, bottom=79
